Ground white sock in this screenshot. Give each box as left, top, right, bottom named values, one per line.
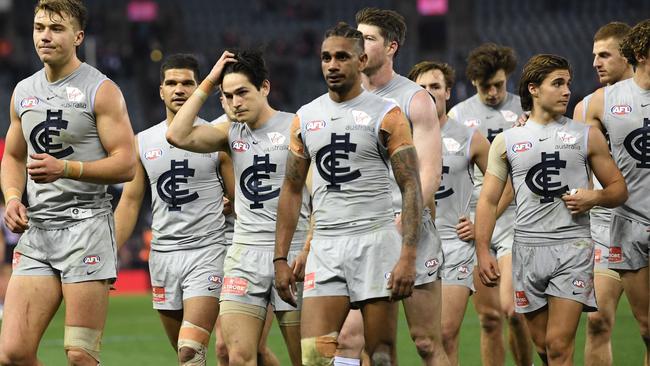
left=333, top=356, right=361, bottom=366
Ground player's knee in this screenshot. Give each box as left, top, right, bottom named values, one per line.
left=369, top=344, right=392, bottom=366
left=66, top=348, right=98, bottom=366
left=507, top=312, right=524, bottom=328
left=0, top=348, right=36, bottom=366
left=587, top=312, right=613, bottom=337
left=545, top=337, right=572, bottom=361
left=337, top=327, right=364, bottom=352
left=478, top=310, right=502, bottom=333
left=177, top=321, right=210, bottom=365
left=228, top=348, right=256, bottom=365
left=215, top=338, right=229, bottom=359
left=63, top=326, right=102, bottom=364
left=441, top=325, right=458, bottom=352
left=412, top=335, right=435, bottom=359
left=301, top=332, right=338, bottom=366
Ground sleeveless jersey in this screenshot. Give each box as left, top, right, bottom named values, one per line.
left=503, top=117, right=591, bottom=243
left=371, top=74, right=425, bottom=213
left=297, top=91, right=396, bottom=237
left=581, top=92, right=611, bottom=227
left=448, top=92, right=523, bottom=208
left=434, top=119, right=475, bottom=241
left=602, top=78, right=650, bottom=224
left=14, top=63, right=112, bottom=228
left=228, top=111, right=310, bottom=247
left=138, top=118, right=226, bottom=251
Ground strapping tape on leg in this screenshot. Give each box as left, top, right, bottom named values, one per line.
left=301, top=332, right=338, bottom=366
left=178, top=321, right=210, bottom=366
left=276, top=310, right=301, bottom=327
left=64, top=326, right=103, bottom=362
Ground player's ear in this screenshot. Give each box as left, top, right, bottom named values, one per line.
left=73, top=30, right=84, bottom=47
left=159, top=85, right=164, bottom=101
left=261, top=79, right=271, bottom=97
left=528, top=82, right=539, bottom=98
left=359, top=52, right=368, bottom=70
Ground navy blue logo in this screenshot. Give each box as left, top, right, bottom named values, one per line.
left=525, top=151, right=568, bottom=203
left=29, top=110, right=74, bottom=158
left=623, top=118, right=650, bottom=168
left=240, top=154, right=280, bottom=209
left=435, top=165, right=454, bottom=201
left=487, top=128, right=503, bottom=143
left=316, top=133, right=361, bottom=191
left=156, top=159, right=198, bottom=211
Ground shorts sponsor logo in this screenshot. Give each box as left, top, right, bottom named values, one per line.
left=306, top=120, right=326, bottom=131
left=83, top=255, right=101, bottom=265
left=512, top=141, right=533, bottom=153
left=594, top=248, right=602, bottom=263
left=145, top=148, right=163, bottom=160
left=208, top=275, right=222, bottom=289
left=231, top=140, right=251, bottom=152
left=463, top=119, right=481, bottom=127
left=609, top=247, right=622, bottom=263
left=515, top=291, right=529, bottom=307
left=20, top=96, right=39, bottom=108
left=352, top=110, right=372, bottom=126
left=222, top=277, right=248, bottom=296
left=304, top=272, right=315, bottom=291
left=66, top=87, right=85, bottom=102
left=572, top=279, right=585, bottom=288
left=610, top=104, right=632, bottom=115
left=11, top=252, right=21, bottom=268
left=267, top=132, right=286, bottom=146
left=152, top=287, right=165, bottom=303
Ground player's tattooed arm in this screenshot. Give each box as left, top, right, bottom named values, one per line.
left=274, top=116, right=309, bottom=307
left=390, top=147, right=424, bottom=248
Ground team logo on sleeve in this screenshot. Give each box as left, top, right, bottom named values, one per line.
left=156, top=159, right=199, bottom=211
left=434, top=166, right=454, bottom=201
left=240, top=154, right=280, bottom=209
left=487, top=128, right=503, bottom=143
left=610, top=104, right=632, bottom=115
left=623, top=118, right=650, bottom=168
left=20, top=96, right=39, bottom=108
left=525, top=151, right=568, bottom=203
left=29, top=109, right=74, bottom=158
left=316, top=133, right=361, bottom=191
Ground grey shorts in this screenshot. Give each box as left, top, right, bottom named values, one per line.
left=608, top=215, right=649, bottom=271
left=150, top=244, right=227, bottom=310
left=303, top=228, right=401, bottom=304
left=13, top=214, right=117, bottom=283
left=440, top=238, right=475, bottom=291
left=471, top=209, right=514, bottom=258
left=220, top=244, right=302, bottom=312
left=414, top=217, right=443, bottom=286
left=591, top=223, right=611, bottom=271
left=513, top=239, right=597, bottom=314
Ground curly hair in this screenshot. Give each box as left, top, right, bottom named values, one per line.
left=466, top=43, right=517, bottom=83
left=620, top=19, right=650, bottom=67
left=220, top=49, right=269, bottom=90
left=407, top=61, right=456, bottom=89
left=518, top=54, right=572, bottom=111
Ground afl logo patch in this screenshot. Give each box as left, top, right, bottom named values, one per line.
left=425, top=258, right=439, bottom=268
left=512, top=141, right=533, bottom=153
left=83, top=255, right=101, bottom=265
left=208, top=275, right=222, bottom=286
left=306, top=120, right=326, bottom=131
left=145, top=148, right=163, bottom=160
left=463, top=119, right=481, bottom=127
left=21, top=96, right=39, bottom=108
left=610, top=104, right=632, bottom=115
left=572, top=279, right=585, bottom=288
left=231, top=140, right=251, bottom=152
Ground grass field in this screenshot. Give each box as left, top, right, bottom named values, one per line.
left=35, top=294, right=644, bottom=365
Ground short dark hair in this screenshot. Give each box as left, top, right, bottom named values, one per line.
left=407, top=61, right=456, bottom=89
left=518, top=54, right=572, bottom=111
left=355, top=7, right=406, bottom=47
left=35, top=0, right=87, bottom=31
left=323, top=22, right=365, bottom=55
left=593, top=21, right=631, bottom=43
left=160, top=54, right=200, bottom=83
left=220, top=49, right=268, bottom=90
left=466, top=43, right=517, bottom=83
left=620, top=19, right=650, bottom=67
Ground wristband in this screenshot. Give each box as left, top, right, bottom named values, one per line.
left=78, top=161, right=84, bottom=178
left=272, top=257, right=288, bottom=263
left=63, top=159, right=69, bottom=177
left=5, top=195, right=20, bottom=204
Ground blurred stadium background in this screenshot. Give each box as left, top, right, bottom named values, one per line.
left=0, top=0, right=648, bottom=364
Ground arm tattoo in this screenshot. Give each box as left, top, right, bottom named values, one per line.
left=285, top=153, right=309, bottom=188
left=390, top=146, right=423, bottom=247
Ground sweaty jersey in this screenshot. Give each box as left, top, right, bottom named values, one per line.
left=371, top=74, right=425, bottom=213
left=138, top=118, right=226, bottom=252
left=581, top=93, right=611, bottom=227
left=500, top=117, right=591, bottom=243
left=602, top=78, right=650, bottom=224
left=228, top=111, right=310, bottom=247
left=14, top=63, right=112, bottom=228
left=434, top=119, right=476, bottom=241
left=296, top=91, right=397, bottom=237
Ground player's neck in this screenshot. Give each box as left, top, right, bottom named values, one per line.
left=329, top=82, right=363, bottom=103
left=529, top=108, right=560, bottom=125
left=43, top=56, right=82, bottom=83
left=246, top=105, right=276, bottom=130
left=165, top=110, right=176, bottom=126
left=438, top=114, right=448, bottom=128
left=632, top=66, right=650, bottom=90
left=362, top=61, right=394, bottom=91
